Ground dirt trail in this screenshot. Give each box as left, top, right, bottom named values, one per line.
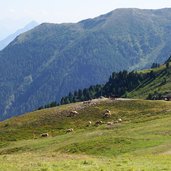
left=162, top=150, right=171, bottom=155
left=70, top=97, right=135, bottom=112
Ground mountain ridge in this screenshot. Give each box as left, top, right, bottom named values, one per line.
left=0, top=21, right=38, bottom=50
left=1, top=8, right=171, bottom=119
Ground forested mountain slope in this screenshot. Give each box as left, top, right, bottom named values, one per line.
left=1, top=8, right=171, bottom=119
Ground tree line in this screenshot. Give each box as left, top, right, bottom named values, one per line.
left=38, top=69, right=158, bottom=110
left=37, top=55, right=171, bottom=110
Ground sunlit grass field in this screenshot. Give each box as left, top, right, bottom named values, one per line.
left=129, top=63, right=171, bottom=99
left=0, top=99, right=171, bottom=170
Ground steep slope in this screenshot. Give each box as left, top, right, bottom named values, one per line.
left=1, top=8, right=171, bottom=119
left=47, top=59, right=171, bottom=108
left=0, top=21, right=38, bottom=50
left=0, top=99, right=171, bottom=170
left=128, top=61, right=171, bottom=99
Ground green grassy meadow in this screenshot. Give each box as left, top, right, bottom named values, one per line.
left=129, top=63, right=171, bottom=99
left=0, top=99, right=171, bottom=170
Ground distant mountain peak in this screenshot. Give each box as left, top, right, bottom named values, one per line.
left=21, top=21, right=38, bottom=30
left=0, top=21, right=39, bottom=51
left=1, top=8, right=171, bottom=120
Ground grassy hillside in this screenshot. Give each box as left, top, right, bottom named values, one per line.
left=2, top=8, right=171, bottom=119
left=45, top=62, right=171, bottom=109
left=128, top=62, right=171, bottom=99
left=1, top=99, right=171, bottom=170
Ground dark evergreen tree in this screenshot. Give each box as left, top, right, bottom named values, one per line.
left=166, top=62, right=170, bottom=69
left=151, top=63, right=160, bottom=69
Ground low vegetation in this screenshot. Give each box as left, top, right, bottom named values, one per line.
left=129, top=61, right=171, bottom=99
left=0, top=99, right=171, bottom=170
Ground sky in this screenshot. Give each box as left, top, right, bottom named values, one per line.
left=0, top=0, right=171, bottom=39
